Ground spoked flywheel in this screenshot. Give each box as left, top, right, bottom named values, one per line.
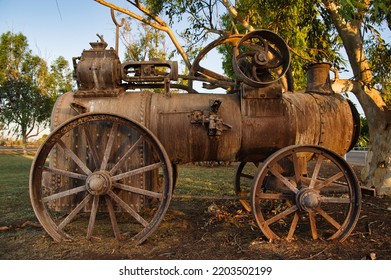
left=251, top=145, right=361, bottom=242
left=30, top=113, right=173, bottom=244
left=233, top=30, right=290, bottom=88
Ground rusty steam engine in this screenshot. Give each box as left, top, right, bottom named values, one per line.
left=30, top=29, right=361, bottom=244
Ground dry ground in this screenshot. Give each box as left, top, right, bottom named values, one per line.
left=1, top=161, right=390, bottom=260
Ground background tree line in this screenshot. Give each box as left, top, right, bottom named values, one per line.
left=0, top=31, right=73, bottom=154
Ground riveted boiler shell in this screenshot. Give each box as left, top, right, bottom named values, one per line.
left=48, top=91, right=159, bottom=212
left=236, top=92, right=356, bottom=162
left=53, top=91, right=242, bottom=164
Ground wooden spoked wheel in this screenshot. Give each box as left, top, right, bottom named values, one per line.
left=234, top=162, right=259, bottom=211
left=30, top=113, right=173, bottom=244
left=251, top=145, right=361, bottom=242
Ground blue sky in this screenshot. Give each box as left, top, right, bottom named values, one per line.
left=1, top=0, right=389, bottom=74
left=0, top=0, right=216, bottom=90
left=0, top=0, right=119, bottom=64
left=1, top=0, right=390, bottom=115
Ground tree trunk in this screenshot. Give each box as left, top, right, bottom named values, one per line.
left=22, top=134, right=27, bottom=155
left=361, top=109, right=391, bottom=196
left=332, top=81, right=391, bottom=196
left=352, top=86, right=391, bottom=196
left=323, top=0, right=391, bottom=196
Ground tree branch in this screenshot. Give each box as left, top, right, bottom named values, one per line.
left=94, top=0, right=191, bottom=69
left=221, top=0, right=254, bottom=32
left=26, top=126, right=45, bottom=140
left=331, top=78, right=359, bottom=94
left=321, top=0, right=372, bottom=84
left=321, top=0, right=388, bottom=113
left=332, top=78, right=389, bottom=117
left=25, top=117, right=38, bottom=139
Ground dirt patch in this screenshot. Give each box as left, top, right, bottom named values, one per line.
left=1, top=164, right=391, bottom=260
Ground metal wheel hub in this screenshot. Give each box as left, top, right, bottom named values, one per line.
left=296, top=188, right=321, bottom=211
left=86, top=171, right=112, bottom=196
left=254, top=52, right=268, bottom=66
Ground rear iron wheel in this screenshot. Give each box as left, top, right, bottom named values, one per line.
left=251, top=145, right=361, bottom=242
left=30, top=113, right=173, bottom=244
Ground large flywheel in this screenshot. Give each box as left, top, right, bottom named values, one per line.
left=233, top=30, right=291, bottom=88
left=30, top=113, right=173, bottom=244
left=188, top=30, right=292, bottom=92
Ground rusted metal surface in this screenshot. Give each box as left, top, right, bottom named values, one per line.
left=53, top=87, right=357, bottom=164
left=30, top=29, right=362, bottom=243
left=65, top=32, right=359, bottom=163
left=233, top=30, right=291, bottom=88
left=73, top=35, right=122, bottom=97
left=305, top=62, right=335, bottom=94
left=67, top=33, right=358, bottom=165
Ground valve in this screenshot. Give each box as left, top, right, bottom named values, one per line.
left=190, top=99, right=232, bottom=137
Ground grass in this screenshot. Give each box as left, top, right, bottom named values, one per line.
left=0, top=154, right=36, bottom=225
left=0, top=155, right=242, bottom=259
left=0, top=154, right=240, bottom=227
left=175, top=163, right=238, bottom=197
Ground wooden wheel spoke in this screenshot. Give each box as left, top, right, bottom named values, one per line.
left=291, top=152, right=302, bottom=184
left=320, top=196, right=350, bottom=204
left=257, top=192, right=292, bottom=200
left=101, top=122, right=118, bottom=171
left=112, top=162, right=163, bottom=182
left=287, top=213, right=299, bottom=240
left=110, top=136, right=144, bottom=175
left=31, top=114, right=173, bottom=243
left=86, top=195, right=100, bottom=239
left=105, top=196, right=121, bottom=239
left=301, top=177, right=348, bottom=192
left=315, top=172, right=344, bottom=190
left=83, top=126, right=101, bottom=170
left=58, top=194, right=92, bottom=230
left=42, top=185, right=87, bottom=202
left=43, top=166, right=87, bottom=181
left=316, top=207, right=342, bottom=229
left=268, top=165, right=299, bottom=194
left=309, top=155, right=323, bottom=189
left=114, top=182, right=163, bottom=199
left=108, top=190, right=149, bottom=227
left=57, top=139, right=92, bottom=175
left=309, top=211, right=318, bottom=239
left=264, top=205, right=298, bottom=226
left=251, top=145, right=361, bottom=242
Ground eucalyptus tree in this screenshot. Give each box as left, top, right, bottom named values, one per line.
left=319, top=0, right=390, bottom=195
left=0, top=76, right=52, bottom=152
left=121, top=21, right=169, bottom=61
left=0, top=32, right=73, bottom=153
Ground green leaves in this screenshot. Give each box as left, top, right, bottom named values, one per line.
left=123, top=22, right=168, bottom=61
left=0, top=32, right=30, bottom=82
left=0, top=31, right=73, bottom=144
left=0, top=76, right=53, bottom=137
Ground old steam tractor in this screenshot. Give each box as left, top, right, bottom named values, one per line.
left=30, top=29, right=361, bottom=244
